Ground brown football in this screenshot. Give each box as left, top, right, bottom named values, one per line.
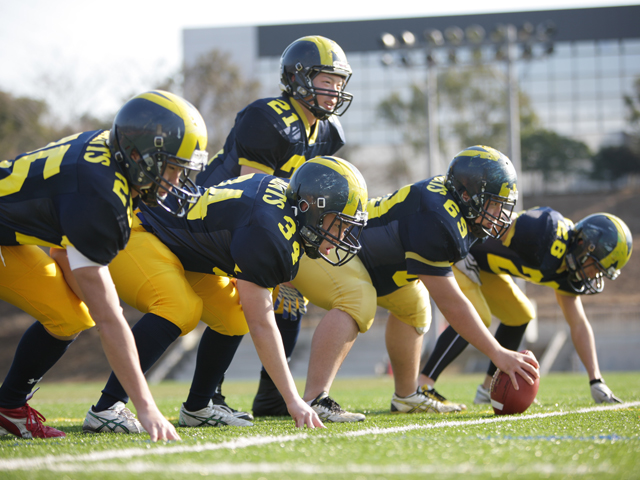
left=490, top=350, right=539, bottom=415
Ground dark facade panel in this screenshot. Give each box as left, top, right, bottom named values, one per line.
left=257, top=5, right=640, bottom=57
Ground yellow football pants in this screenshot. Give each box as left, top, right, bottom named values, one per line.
left=0, top=245, right=94, bottom=337
left=108, top=219, right=249, bottom=336
left=452, top=266, right=536, bottom=327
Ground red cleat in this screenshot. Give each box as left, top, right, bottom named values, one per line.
left=0, top=403, right=65, bottom=439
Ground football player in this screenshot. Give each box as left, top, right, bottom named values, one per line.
left=281, top=146, right=538, bottom=422
left=0, top=90, right=208, bottom=440
left=58, top=157, right=367, bottom=431
left=418, top=208, right=632, bottom=407
left=194, top=35, right=354, bottom=419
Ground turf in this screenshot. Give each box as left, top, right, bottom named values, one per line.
left=0, top=372, right=638, bottom=479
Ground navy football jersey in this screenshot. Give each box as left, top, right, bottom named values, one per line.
left=197, top=95, right=345, bottom=187
left=138, top=174, right=303, bottom=289
left=358, top=176, right=478, bottom=297
left=470, top=206, right=579, bottom=294
left=0, top=130, right=133, bottom=265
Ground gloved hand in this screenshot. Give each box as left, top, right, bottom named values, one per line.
left=274, top=284, right=307, bottom=321
left=455, top=254, right=482, bottom=285
left=590, top=379, right=622, bottom=404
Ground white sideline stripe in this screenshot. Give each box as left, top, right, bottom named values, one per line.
left=0, top=401, right=637, bottom=472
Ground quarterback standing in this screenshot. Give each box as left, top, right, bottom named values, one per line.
left=419, top=208, right=632, bottom=407
left=0, top=90, right=208, bottom=440
left=194, top=35, right=355, bottom=419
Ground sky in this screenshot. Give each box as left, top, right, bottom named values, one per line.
left=1, top=0, right=637, bottom=123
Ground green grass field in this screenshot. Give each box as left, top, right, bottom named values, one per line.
left=1, top=372, right=638, bottom=479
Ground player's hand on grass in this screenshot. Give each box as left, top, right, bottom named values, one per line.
left=495, top=349, right=540, bottom=391
left=590, top=379, right=622, bottom=404
left=288, top=398, right=325, bottom=429
left=138, top=407, right=181, bottom=441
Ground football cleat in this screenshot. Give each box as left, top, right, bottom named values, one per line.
left=0, top=403, right=66, bottom=439
left=83, top=402, right=146, bottom=434
left=391, top=387, right=460, bottom=414
left=308, top=392, right=365, bottom=423
left=252, top=372, right=289, bottom=417
left=178, top=400, right=253, bottom=428
left=474, top=384, right=492, bottom=404
left=420, top=385, right=467, bottom=411
left=211, top=391, right=254, bottom=422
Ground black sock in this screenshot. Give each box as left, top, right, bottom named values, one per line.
left=486, top=323, right=529, bottom=377
left=0, top=322, right=75, bottom=409
left=421, top=325, right=469, bottom=382
left=94, top=313, right=181, bottom=411
left=184, top=328, right=244, bottom=412
left=259, top=311, right=301, bottom=377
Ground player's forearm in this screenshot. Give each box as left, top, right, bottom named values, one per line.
left=248, top=316, right=300, bottom=405
left=72, top=266, right=156, bottom=413
left=237, top=279, right=301, bottom=405
left=569, top=321, right=601, bottom=380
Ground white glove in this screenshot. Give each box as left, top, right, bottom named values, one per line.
left=274, top=284, right=307, bottom=321
left=590, top=380, right=622, bottom=404
left=455, top=254, right=482, bottom=285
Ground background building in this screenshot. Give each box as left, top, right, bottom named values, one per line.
left=184, top=5, right=640, bottom=195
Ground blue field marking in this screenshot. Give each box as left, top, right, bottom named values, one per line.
left=476, top=434, right=635, bottom=442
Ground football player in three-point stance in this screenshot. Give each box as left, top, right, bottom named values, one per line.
left=193, top=35, right=355, bottom=419
left=419, top=208, right=632, bottom=407
left=64, top=157, right=367, bottom=431
left=284, top=146, right=539, bottom=422
left=0, top=90, right=207, bottom=440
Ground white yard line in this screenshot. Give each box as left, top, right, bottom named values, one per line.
left=0, top=401, right=637, bottom=473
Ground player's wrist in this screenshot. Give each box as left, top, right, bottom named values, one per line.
left=589, top=378, right=604, bottom=386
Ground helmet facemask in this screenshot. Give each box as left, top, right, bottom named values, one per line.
left=111, top=131, right=207, bottom=218
left=286, top=156, right=369, bottom=267
left=445, top=145, right=518, bottom=240
left=288, top=66, right=353, bottom=121
left=109, top=90, right=209, bottom=217
left=565, top=214, right=631, bottom=295
left=450, top=180, right=517, bottom=239
left=279, top=35, right=354, bottom=121
left=296, top=197, right=367, bottom=266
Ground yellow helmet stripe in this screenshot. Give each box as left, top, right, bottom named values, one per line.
left=312, top=156, right=368, bottom=217
left=137, top=90, right=208, bottom=159
left=457, top=145, right=502, bottom=161
left=301, top=36, right=340, bottom=69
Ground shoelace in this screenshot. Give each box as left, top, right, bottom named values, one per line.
left=23, top=403, right=47, bottom=435
left=320, top=396, right=344, bottom=413
left=426, top=388, right=448, bottom=403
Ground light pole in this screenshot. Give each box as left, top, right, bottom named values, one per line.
left=380, top=21, right=556, bottom=195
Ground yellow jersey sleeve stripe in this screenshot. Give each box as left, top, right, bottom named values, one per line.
left=238, top=158, right=274, bottom=175
left=406, top=251, right=452, bottom=268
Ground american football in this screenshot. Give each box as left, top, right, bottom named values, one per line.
left=490, top=350, right=540, bottom=415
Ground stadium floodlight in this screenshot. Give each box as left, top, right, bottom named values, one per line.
left=465, top=24, right=486, bottom=44
left=401, top=31, right=416, bottom=46
left=444, top=26, right=464, bottom=45
left=424, top=29, right=444, bottom=46
left=381, top=33, right=397, bottom=48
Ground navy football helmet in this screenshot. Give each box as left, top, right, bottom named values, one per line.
left=109, top=90, right=208, bottom=217
left=280, top=36, right=353, bottom=121
left=445, top=145, right=518, bottom=239
left=286, top=156, right=368, bottom=266
left=565, top=213, right=633, bottom=294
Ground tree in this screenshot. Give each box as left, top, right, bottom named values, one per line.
left=591, top=145, right=640, bottom=181
left=521, top=129, right=591, bottom=180
left=0, top=90, right=56, bottom=159
left=161, top=50, right=261, bottom=152
left=378, top=64, right=539, bottom=160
